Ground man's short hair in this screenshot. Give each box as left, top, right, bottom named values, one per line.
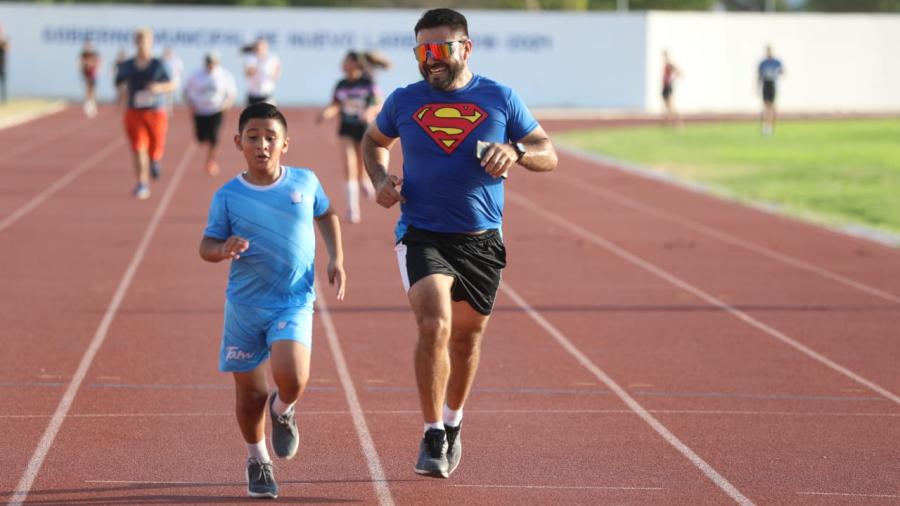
left=414, top=8, right=468, bottom=37
left=239, top=102, right=288, bottom=134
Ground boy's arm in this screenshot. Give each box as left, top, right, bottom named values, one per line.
left=314, top=208, right=346, bottom=300
left=199, top=236, right=249, bottom=262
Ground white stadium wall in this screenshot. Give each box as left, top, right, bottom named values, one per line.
left=0, top=4, right=897, bottom=113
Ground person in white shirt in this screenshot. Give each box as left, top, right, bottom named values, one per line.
left=183, top=51, right=237, bottom=175
left=244, top=38, right=281, bottom=105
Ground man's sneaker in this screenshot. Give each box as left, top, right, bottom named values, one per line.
left=132, top=183, right=150, bottom=200
left=414, top=428, right=449, bottom=478
left=269, top=391, right=299, bottom=459
left=444, top=423, right=462, bottom=476
left=150, top=161, right=162, bottom=180
left=246, top=458, right=278, bottom=499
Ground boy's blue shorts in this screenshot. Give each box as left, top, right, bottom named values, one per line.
left=219, top=300, right=313, bottom=373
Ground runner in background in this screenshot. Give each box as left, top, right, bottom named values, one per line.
left=79, top=40, right=101, bottom=118
left=244, top=38, right=281, bottom=105
left=183, top=50, right=237, bottom=176
left=316, top=50, right=391, bottom=224
left=162, top=46, right=184, bottom=113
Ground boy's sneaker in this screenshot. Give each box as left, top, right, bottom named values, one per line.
left=246, top=458, right=278, bottom=499
left=269, top=391, right=299, bottom=459
left=150, top=161, right=162, bottom=180
left=132, top=183, right=150, bottom=200
left=444, top=423, right=462, bottom=476
left=414, top=428, right=449, bottom=478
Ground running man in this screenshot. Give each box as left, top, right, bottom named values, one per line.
left=116, top=28, right=173, bottom=199
left=758, top=45, right=784, bottom=136
left=161, top=46, right=184, bottom=113
left=183, top=50, right=237, bottom=176
left=244, top=38, right=281, bottom=105
left=0, top=25, right=9, bottom=103
left=361, top=8, right=558, bottom=478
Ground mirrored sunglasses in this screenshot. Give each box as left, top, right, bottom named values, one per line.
left=413, top=40, right=466, bottom=62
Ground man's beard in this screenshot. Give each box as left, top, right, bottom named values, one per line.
left=419, top=60, right=461, bottom=91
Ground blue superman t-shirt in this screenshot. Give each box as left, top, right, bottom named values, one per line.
left=376, top=75, right=538, bottom=241
left=203, top=166, right=331, bottom=309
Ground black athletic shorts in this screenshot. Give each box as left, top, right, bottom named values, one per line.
left=662, top=84, right=673, bottom=100
left=397, top=225, right=507, bottom=315
left=193, top=111, right=223, bottom=145
left=338, top=121, right=367, bottom=143
left=762, top=80, right=776, bottom=104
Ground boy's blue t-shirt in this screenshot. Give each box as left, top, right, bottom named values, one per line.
left=375, top=75, right=539, bottom=241
left=203, top=166, right=331, bottom=309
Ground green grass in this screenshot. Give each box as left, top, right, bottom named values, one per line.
left=557, top=119, right=900, bottom=237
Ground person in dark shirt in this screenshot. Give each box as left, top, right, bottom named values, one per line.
left=79, top=40, right=101, bottom=118
left=0, top=25, right=9, bottom=103
left=316, top=50, right=391, bottom=224
left=758, top=45, right=785, bottom=136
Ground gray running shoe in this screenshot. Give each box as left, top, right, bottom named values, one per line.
left=414, top=428, right=449, bottom=478
left=444, top=423, right=462, bottom=476
left=269, top=391, right=299, bottom=459
left=150, top=161, right=162, bottom=180
left=246, top=458, right=278, bottom=499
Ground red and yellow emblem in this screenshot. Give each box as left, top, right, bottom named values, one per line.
left=413, top=103, right=487, bottom=154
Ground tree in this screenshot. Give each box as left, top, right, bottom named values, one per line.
left=806, top=0, right=900, bottom=11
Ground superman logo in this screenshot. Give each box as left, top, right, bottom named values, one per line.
left=413, top=103, right=487, bottom=154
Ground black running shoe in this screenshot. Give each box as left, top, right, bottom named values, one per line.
left=444, top=423, right=462, bottom=476
left=414, top=428, right=449, bottom=478
left=246, top=458, right=278, bottom=499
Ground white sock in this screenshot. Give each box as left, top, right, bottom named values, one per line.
left=346, top=181, right=360, bottom=218
left=248, top=439, right=271, bottom=462
left=443, top=404, right=463, bottom=427
left=272, top=393, right=295, bottom=416
left=424, top=421, right=444, bottom=433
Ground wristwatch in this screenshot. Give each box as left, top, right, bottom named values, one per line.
left=512, top=142, right=527, bottom=161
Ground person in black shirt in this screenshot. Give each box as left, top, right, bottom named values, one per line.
left=0, top=25, right=9, bottom=103
left=316, top=50, right=391, bottom=224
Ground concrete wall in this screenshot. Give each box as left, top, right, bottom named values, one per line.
left=0, top=4, right=896, bottom=113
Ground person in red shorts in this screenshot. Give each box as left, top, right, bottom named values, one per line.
left=79, top=39, right=101, bottom=118
left=115, top=28, right=174, bottom=200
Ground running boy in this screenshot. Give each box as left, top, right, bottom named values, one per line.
left=199, top=102, right=346, bottom=499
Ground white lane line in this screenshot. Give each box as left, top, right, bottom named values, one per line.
left=798, top=491, right=900, bottom=499
left=454, top=484, right=663, bottom=491
left=508, top=191, right=900, bottom=407
left=8, top=144, right=197, bottom=506
left=0, top=138, right=124, bottom=234
left=4, top=408, right=900, bottom=419
left=501, top=283, right=755, bottom=506
left=1, top=114, right=86, bottom=159
left=553, top=161, right=900, bottom=305
left=315, top=284, right=394, bottom=506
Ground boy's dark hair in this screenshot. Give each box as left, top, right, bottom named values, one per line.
left=238, top=102, right=288, bottom=133
left=414, top=8, right=468, bottom=37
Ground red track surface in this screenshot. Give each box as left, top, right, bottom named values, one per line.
left=1, top=106, right=898, bottom=505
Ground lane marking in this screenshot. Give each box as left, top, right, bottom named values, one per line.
left=508, top=191, right=900, bottom=406
left=315, top=284, right=394, bottom=506
left=8, top=143, right=197, bottom=506
left=454, top=484, right=663, bottom=491
left=0, top=139, right=124, bottom=234
left=553, top=161, right=900, bottom=305
left=501, top=282, right=754, bottom=505
left=798, top=491, right=900, bottom=499
left=4, top=408, right=899, bottom=420
left=1, top=115, right=86, bottom=158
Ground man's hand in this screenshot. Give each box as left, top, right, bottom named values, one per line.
left=221, top=236, right=250, bottom=260
left=479, top=142, right=517, bottom=179
left=375, top=174, right=406, bottom=208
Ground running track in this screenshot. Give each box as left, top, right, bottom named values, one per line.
left=1, top=106, right=898, bottom=505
